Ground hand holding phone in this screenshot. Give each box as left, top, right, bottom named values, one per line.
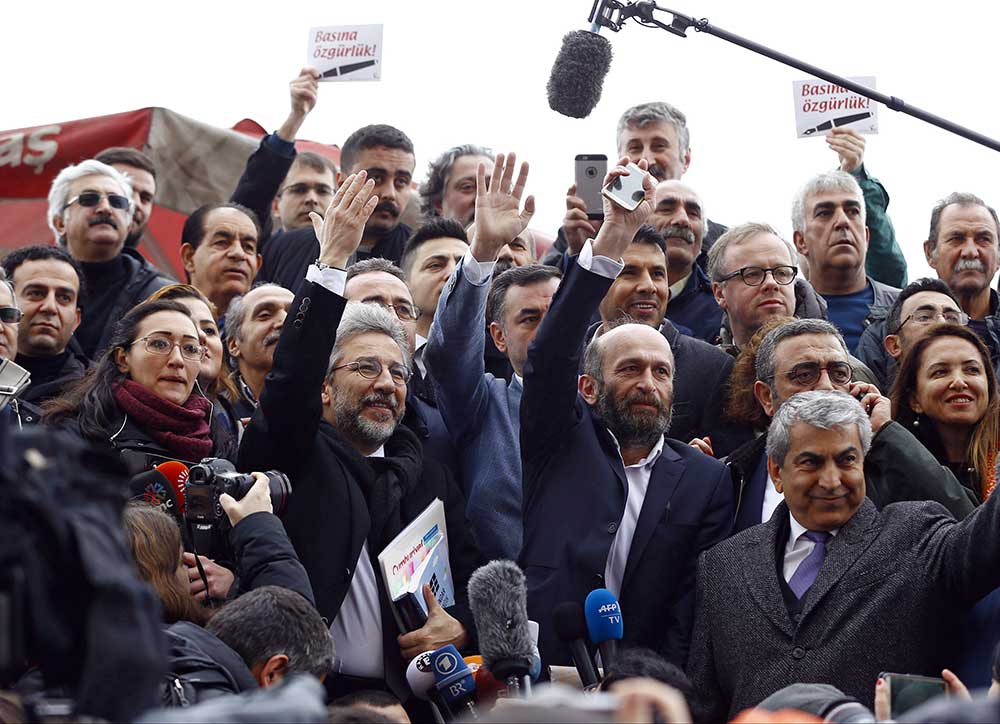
left=879, top=672, right=947, bottom=718
left=601, top=161, right=650, bottom=212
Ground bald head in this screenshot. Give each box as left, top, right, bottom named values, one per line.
left=649, top=180, right=705, bottom=282
left=584, top=323, right=674, bottom=384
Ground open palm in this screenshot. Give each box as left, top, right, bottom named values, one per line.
left=473, top=152, right=535, bottom=254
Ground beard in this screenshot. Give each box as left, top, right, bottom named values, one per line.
left=595, top=381, right=672, bottom=449
left=332, top=387, right=403, bottom=450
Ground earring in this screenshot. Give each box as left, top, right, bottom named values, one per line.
left=912, top=415, right=920, bottom=428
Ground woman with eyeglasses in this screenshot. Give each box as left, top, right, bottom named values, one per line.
left=45, top=298, right=233, bottom=465
left=890, top=323, right=999, bottom=503
left=146, top=284, right=241, bottom=442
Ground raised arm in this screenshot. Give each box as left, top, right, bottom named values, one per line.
left=231, top=68, right=320, bottom=241
left=827, top=128, right=907, bottom=287
left=520, top=159, right=654, bottom=470
left=425, top=153, right=534, bottom=441
left=237, top=172, right=377, bottom=474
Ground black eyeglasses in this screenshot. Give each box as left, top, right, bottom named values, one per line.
left=717, top=265, right=797, bottom=287
left=0, top=307, right=22, bottom=324
left=768, top=361, right=853, bottom=386
left=279, top=183, right=334, bottom=197
left=133, top=334, right=205, bottom=361
left=331, top=356, right=411, bottom=386
left=369, top=301, right=421, bottom=322
left=65, top=191, right=131, bottom=211
left=896, top=308, right=969, bottom=333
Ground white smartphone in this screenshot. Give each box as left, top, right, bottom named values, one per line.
left=575, top=154, right=607, bottom=220
left=601, top=161, right=648, bottom=211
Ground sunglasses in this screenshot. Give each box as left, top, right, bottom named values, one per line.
left=65, top=191, right=131, bottom=211
left=0, top=307, right=22, bottom=324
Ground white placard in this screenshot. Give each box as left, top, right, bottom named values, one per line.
left=308, top=24, right=382, bottom=82
left=792, top=76, right=878, bottom=138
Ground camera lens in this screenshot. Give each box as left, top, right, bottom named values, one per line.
left=585, top=166, right=598, bottom=178
left=632, top=190, right=645, bottom=202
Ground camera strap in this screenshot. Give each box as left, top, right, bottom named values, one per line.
left=183, top=516, right=215, bottom=606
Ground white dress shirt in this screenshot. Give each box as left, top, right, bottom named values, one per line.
left=761, top=472, right=784, bottom=525
left=604, top=434, right=666, bottom=598
left=783, top=512, right=839, bottom=583
left=329, top=445, right=386, bottom=678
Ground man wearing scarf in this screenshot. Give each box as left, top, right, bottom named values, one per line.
left=237, top=170, right=480, bottom=708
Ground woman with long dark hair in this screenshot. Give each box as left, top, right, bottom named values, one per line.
left=45, top=298, right=232, bottom=463
left=890, top=323, right=999, bottom=503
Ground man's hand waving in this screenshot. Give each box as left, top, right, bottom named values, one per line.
left=310, top=171, right=378, bottom=269
left=470, top=152, right=535, bottom=262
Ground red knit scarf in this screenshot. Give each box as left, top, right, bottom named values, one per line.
left=112, top=379, right=213, bottom=462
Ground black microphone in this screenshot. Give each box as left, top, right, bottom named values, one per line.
left=546, top=29, right=614, bottom=119
left=467, top=560, right=534, bottom=697
left=553, top=601, right=601, bottom=689
left=128, top=469, right=182, bottom=522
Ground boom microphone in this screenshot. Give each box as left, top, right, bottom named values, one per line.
left=553, top=601, right=601, bottom=689
left=585, top=588, right=624, bottom=672
left=467, top=560, right=534, bottom=696
left=546, top=29, right=614, bottom=119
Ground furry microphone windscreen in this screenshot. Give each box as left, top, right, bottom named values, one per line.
left=467, top=560, right=534, bottom=670
left=546, top=30, right=614, bottom=119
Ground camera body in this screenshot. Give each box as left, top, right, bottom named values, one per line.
left=185, top=458, right=291, bottom=525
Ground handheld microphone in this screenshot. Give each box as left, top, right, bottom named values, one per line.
left=553, top=601, right=601, bottom=689
left=154, top=460, right=190, bottom=514
left=585, top=588, right=623, bottom=673
left=128, top=469, right=182, bottom=521
left=468, top=561, right=535, bottom=697
left=546, top=29, right=614, bottom=118
left=430, top=644, right=479, bottom=720
left=406, top=651, right=447, bottom=723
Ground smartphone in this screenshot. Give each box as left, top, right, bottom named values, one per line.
left=601, top=161, right=649, bottom=212
left=880, top=672, right=947, bottom=718
left=575, top=154, right=607, bottom=220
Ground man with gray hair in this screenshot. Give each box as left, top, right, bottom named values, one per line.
left=727, top=318, right=975, bottom=535
left=47, top=158, right=171, bottom=358
left=689, top=388, right=1000, bottom=723
left=553, top=101, right=727, bottom=272
left=237, top=170, right=480, bottom=706
left=791, top=169, right=901, bottom=353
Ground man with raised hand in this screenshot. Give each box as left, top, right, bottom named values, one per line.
left=425, top=152, right=556, bottom=561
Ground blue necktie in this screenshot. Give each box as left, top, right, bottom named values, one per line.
left=788, top=530, right=831, bottom=599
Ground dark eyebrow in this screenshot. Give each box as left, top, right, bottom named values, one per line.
left=515, top=306, right=545, bottom=318
left=148, top=329, right=200, bottom=342
left=793, top=451, right=823, bottom=464
left=834, top=446, right=860, bottom=462
left=421, top=254, right=454, bottom=266
left=23, top=282, right=76, bottom=295
left=250, top=300, right=282, bottom=316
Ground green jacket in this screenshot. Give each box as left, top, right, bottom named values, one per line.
left=853, top=164, right=908, bottom=288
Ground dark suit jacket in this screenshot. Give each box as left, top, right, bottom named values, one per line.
left=687, top=494, right=1000, bottom=723
left=237, top=280, right=481, bottom=697
left=520, top=258, right=734, bottom=668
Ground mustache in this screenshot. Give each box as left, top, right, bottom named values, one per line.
left=89, top=213, right=118, bottom=229
left=263, top=331, right=281, bottom=347
left=374, top=200, right=400, bottom=218
left=954, top=258, right=987, bottom=273
left=494, top=258, right=515, bottom=277
left=659, top=224, right=695, bottom=244
left=363, top=391, right=399, bottom=411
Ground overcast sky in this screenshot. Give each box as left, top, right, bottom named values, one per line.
left=5, top=0, right=1000, bottom=280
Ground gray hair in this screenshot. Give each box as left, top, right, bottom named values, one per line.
left=0, top=268, right=16, bottom=312
left=755, top=318, right=849, bottom=383
left=790, top=170, right=865, bottom=235
left=47, top=159, right=134, bottom=243
left=766, top=390, right=872, bottom=465
left=706, top=221, right=797, bottom=282
left=345, top=257, right=407, bottom=286
left=616, top=102, right=690, bottom=156
left=418, top=144, right=494, bottom=217
left=327, top=301, right=412, bottom=375
left=224, top=282, right=290, bottom=343
left=926, top=191, right=1000, bottom=256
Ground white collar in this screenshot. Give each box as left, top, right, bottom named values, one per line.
left=788, top=511, right=839, bottom=544
left=607, top=429, right=666, bottom=469
left=368, top=445, right=385, bottom=459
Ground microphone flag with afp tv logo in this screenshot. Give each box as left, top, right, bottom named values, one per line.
left=585, top=588, right=624, bottom=671
left=128, top=460, right=190, bottom=520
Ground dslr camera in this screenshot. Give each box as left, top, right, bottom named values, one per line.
left=185, top=458, right=291, bottom=524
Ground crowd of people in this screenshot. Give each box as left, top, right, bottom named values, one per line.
left=4, top=65, right=1000, bottom=723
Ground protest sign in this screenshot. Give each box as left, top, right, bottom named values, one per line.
left=792, top=76, right=878, bottom=138
left=308, top=24, right=382, bottom=82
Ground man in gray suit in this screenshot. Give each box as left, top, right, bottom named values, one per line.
left=688, top=389, right=1000, bottom=722
left=424, top=151, right=557, bottom=560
